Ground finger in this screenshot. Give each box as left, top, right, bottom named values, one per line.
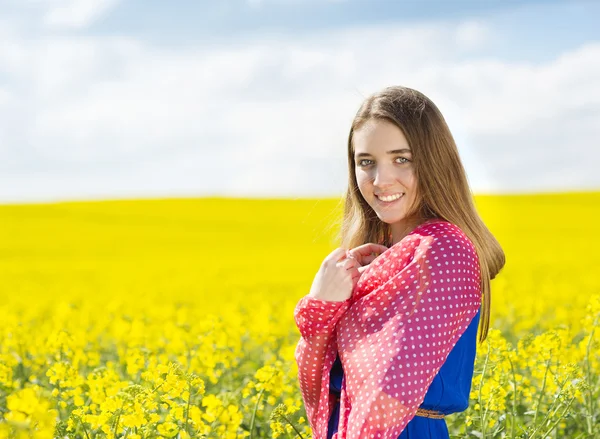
left=328, top=247, right=350, bottom=263
left=338, top=258, right=358, bottom=269
left=346, top=246, right=385, bottom=267
left=349, top=267, right=361, bottom=281
left=357, top=265, right=370, bottom=274
left=345, top=258, right=359, bottom=270
left=349, top=243, right=389, bottom=258
left=362, top=254, right=380, bottom=265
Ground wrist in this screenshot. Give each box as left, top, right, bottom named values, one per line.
left=308, top=292, right=346, bottom=303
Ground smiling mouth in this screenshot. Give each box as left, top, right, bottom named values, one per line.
left=375, top=193, right=404, bottom=204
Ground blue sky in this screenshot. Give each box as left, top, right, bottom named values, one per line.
left=0, top=0, right=598, bottom=202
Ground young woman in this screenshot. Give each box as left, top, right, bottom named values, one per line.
left=294, top=86, right=505, bottom=439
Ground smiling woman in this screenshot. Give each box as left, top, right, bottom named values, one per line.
left=293, top=86, right=505, bottom=439
left=352, top=119, right=417, bottom=243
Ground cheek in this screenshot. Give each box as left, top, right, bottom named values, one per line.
left=402, top=170, right=416, bottom=190
left=355, top=172, right=369, bottom=188
left=355, top=175, right=372, bottom=201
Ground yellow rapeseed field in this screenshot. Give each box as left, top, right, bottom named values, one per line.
left=0, top=192, right=598, bottom=438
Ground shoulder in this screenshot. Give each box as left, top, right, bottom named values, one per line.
left=412, top=219, right=479, bottom=264
left=411, top=220, right=482, bottom=292
left=414, top=219, right=475, bottom=249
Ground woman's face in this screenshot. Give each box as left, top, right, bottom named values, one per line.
left=353, top=118, right=418, bottom=234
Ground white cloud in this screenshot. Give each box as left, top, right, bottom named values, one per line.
left=45, top=0, right=119, bottom=28
left=0, top=14, right=598, bottom=202
left=2, top=0, right=121, bottom=29
left=454, top=20, right=490, bottom=51
left=247, top=0, right=345, bottom=7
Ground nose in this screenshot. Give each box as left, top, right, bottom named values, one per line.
left=372, top=164, right=396, bottom=188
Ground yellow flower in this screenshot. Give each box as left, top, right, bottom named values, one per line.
left=1, top=196, right=598, bottom=438
left=157, top=421, right=179, bottom=438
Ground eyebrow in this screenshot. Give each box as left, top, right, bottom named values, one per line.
left=355, top=148, right=411, bottom=158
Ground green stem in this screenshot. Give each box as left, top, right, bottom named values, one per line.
left=78, top=416, right=91, bottom=439
left=482, top=386, right=496, bottom=433
left=539, top=396, right=576, bottom=439
left=150, top=381, right=165, bottom=394
left=478, top=341, right=491, bottom=438
left=112, top=401, right=125, bottom=438
left=249, top=369, right=278, bottom=439
left=584, top=317, right=598, bottom=434
left=531, top=357, right=551, bottom=430
left=249, top=388, right=266, bottom=439
left=530, top=382, right=568, bottom=439
left=508, top=355, right=518, bottom=439
left=281, top=413, right=306, bottom=439
left=184, top=381, right=192, bottom=435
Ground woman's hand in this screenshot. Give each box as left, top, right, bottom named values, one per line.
left=308, top=248, right=361, bottom=302
left=307, top=243, right=389, bottom=302
left=347, top=243, right=389, bottom=274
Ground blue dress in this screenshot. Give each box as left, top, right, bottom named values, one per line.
left=327, top=309, right=481, bottom=438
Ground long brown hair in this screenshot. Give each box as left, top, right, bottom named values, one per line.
left=337, top=86, right=505, bottom=343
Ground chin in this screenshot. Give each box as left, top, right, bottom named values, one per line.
left=376, top=212, right=406, bottom=224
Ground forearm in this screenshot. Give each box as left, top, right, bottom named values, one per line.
left=294, top=331, right=335, bottom=427
left=293, top=295, right=351, bottom=433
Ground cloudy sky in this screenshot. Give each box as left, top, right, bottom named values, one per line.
left=0, top=0, right=598, bottom=203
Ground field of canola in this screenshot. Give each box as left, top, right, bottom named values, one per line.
left=0, top=192, right=599, bottom=439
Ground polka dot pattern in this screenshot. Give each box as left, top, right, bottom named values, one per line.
left=294, top=220, right=482, bottom=439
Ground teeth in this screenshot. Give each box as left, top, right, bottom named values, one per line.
left=377, top=193, right=404, bottom=202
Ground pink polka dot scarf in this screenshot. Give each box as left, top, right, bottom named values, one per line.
left=294, top=220, right=482, bottom=438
